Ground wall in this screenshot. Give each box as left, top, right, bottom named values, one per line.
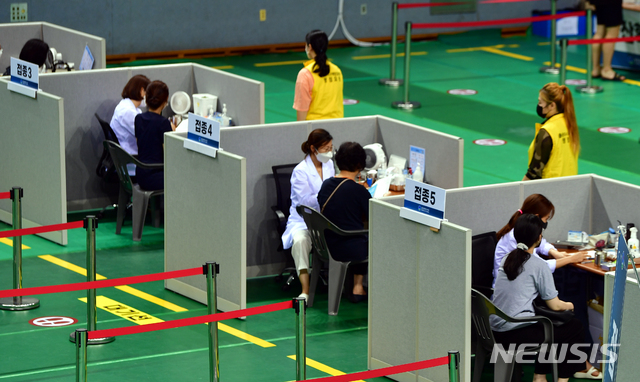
left=0, top=0, right=579, bottom=56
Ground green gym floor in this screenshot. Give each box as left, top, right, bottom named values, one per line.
left=2, top=28, right=638, bottom=381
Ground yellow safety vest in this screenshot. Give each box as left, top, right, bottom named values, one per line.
left=528, top=113, right=578, bottom=179
left=303, top=59, right=343, bottom=120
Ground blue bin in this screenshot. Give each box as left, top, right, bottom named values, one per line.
left=532, top=10, right=595, bottom=38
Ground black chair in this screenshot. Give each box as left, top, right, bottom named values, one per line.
left=471, top=231, right=498, bottom=298
left=296, top=205, right=367, bottom=316
left=104, top=140, right=164, bottom=241
left=95, top=113, right=120, bottom=183
left=271, top=164, right=298, bottom=290
left=471, top=288, right=558, bottom=382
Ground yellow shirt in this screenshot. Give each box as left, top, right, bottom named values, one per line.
left=527, top=113, right=578, bottom=179
left=295, top=59, right=343, bottom=120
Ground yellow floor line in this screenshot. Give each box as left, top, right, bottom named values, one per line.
left=479, top=47, right=534, bottom=61
left=39, top=254, right=275, bottom=347
left=623, top=78, right=640, bottom=86
left=80, top=296, right=164, bottom=324
left=287, top=355, right=366, bottom=382
left=542, top=62, right=586, bottom=74
left=211, top=65, right=233, bottom=70
left=447, top=44, right=505, bottom=53
left=0, top=238, right=30, bottom=249
left=538, top=42, right=551, bottom=46
left=352, top=51, right=427, bottom=60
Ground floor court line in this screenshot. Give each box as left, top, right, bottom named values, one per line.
left=352, top=51, right=427, bottom=60
left=0, top=238, right=30, bottom=249
left=287, top=355, right=366, bottom=382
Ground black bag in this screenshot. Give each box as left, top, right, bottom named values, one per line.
left=96, top=149, right=119, bottom=183
left=533, top=297, right=574, bottom=326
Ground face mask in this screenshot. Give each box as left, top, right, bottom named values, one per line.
left=39, top=64, right=46, bottom=74
left=536, top=104, right=547, bottom=119
left=541, top=220, right=548, bottom=230
left=316, top=150, right=333, bottom=164
left=140, top=96, right=146, bottom=109
left=0, top=49, right=3, bottom=61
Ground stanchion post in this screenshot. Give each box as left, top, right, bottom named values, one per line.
left=0, top=187, right=39, bottom=311
left=560, top=39, right=568, bottom=85
left=75, top=329, right=88, bottom=382
left=205, top=262, right=220, bottom=382
left=540, top=0, right=560, bottom=74
left=448, top=351, right=460, bottom=382
left=380, top=2, right=403, bottom=86
left=294, top=297, right=307, bottom=381
left=70, top=216, right=114, bottom=344
left=577, top=8, right=603, bottom=94
left=392, top=22, right=421, bottom=110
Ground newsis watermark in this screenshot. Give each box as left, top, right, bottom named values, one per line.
left=490, top=343, right=620, bottom=364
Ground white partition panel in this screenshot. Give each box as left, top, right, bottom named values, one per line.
left=0, top=80, right=67, bottom=244
left=41, top=22, right=106, bottom=69
left=369, top=199, right=471, bottom=382
left=164, top=132, right=246, bottom=312
left=0, top=23, right=42, bottom=71
left=591, top=176, right=640, bottom=235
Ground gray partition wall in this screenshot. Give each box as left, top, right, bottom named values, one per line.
left=0, top=79, right=67, bottom=244
left=369, top=199, right=472, bottom=382
left=164, top=133, right=246, bottom=312
left=0, top=22, right=106, bottom=72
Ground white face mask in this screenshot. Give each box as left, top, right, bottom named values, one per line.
left=140, top=96, right=146, bottom=109
left=316, top=150, right=333, bottom=164
left=39, top=64, right=46, bottom=74
left=0, top=49, right=3, bottom=61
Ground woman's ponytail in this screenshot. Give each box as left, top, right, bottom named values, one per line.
left=306, top=30, right=330, bottom=77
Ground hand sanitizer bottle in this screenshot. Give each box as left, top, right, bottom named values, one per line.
left=628, top=227, right=639, bottom=258
left=412, top=162, right=423, bottom=182
left=221, top=103, right=230, bottom=127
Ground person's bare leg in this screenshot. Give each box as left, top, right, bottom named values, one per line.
left=592, top=24, right=606, bottom=77
left=299, top=270, right=309, bottom=295
left=601, top=25, right=623, bottom=79
left=353, top=274, right=366, bottom=295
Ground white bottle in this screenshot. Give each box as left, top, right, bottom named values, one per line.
left=628, top=227, right=639, bottom=258
left=412, top=162, right=423, bottom=182
left=221, top=103, right=230, bottom=127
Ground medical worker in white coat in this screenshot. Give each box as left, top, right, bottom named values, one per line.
left=282, top=129, right=334, bottom=300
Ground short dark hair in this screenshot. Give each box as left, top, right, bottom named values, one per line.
left=335, top=142, right=366, bottom=172
left=301, top=128, right=333, bottom=155
left=145, top=80, right=169, bottom=110
left=19, top=39, right=49, bottom=67
left=122, top=74, right=150, bottom=101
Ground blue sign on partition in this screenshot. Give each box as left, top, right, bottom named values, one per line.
left=604, top=235, right=630, bottom=382
left=10, top=57, right=39, bottom=90
left=399, top=179, right=446, bottom=229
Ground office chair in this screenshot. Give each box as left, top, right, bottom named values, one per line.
left=296, top=205, right=368, bottom=316
left=470, top=288, right=558, bottom=382
left=271, top=164, right=298, bottom=290
left=104, top=140, right=164, bottom=241
left=471, top=231, right=498, bottom=298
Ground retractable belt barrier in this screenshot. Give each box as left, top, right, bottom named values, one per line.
left=381, top=0, right=562, bottom=86
left=391, top=10, right=586, bottom=109
left=0, top=192, right=11, bottom=200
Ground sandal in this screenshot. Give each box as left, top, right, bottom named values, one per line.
left=601, top=72, right=626, bottom=82
left=573, top=366, right=603, bottom=379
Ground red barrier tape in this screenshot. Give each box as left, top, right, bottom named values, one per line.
left=413, top=11, right=585, bottom=29
left=307, top=356, right=450, bottom=382
left=88, top=300, right=294, bottom=339
left=0, top=267, right=202, bottom=298
left=0, top=192, right=10, bottom=200
left=568, top=36, right=640, bottom=46
left=0, top=220, right=84, bottom=239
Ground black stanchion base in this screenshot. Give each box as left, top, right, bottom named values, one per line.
left=577, top=85, right=604, bottom=94
left=392, top=101, right=421, bottom=110
left=540, top=66, right=560, bottom=74
left=379, top=78, right=403, bottom=87
left=69, top=331, right=116, bottom=345
left=0, top=297, right=40, bottom=311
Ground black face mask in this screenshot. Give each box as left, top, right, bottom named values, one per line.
left=536, top=105, right=547, bottom=119
left=541, top=221, right=548, bottom=230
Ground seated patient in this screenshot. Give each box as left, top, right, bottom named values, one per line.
left=3, top=38, right=49, bottom=76
left=317, top=142, right=371, bottom=302
left=111, top=74, right=151, bottom=156
left=134, top=80, right=176, bottom=191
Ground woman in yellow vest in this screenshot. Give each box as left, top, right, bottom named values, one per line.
left=293, top=30, right=344, bottom=121
left=523, top=83, right=580, bottom=180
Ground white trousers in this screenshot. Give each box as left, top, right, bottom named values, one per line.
left=291, top=230, right=312, bottom=275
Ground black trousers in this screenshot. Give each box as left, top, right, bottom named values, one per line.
left=493, top=318, right=588, bottom=379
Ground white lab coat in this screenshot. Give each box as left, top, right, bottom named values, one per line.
left=281, top=155, right=335, bottom=250
left=110, top=98, right=141, bottom=155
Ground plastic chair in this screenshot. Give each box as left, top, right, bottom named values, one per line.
left=104, top=140, right=164, bottom=241
left=271, top=164, right=298, bottom=290
left=471, top=288, right=558, bottom=382
left=471, top=231, right=497, bottom=298
left=296, top=204, right=368, bottom=316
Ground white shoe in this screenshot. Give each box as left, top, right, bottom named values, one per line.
left=298, top=293, right=309, bottom=301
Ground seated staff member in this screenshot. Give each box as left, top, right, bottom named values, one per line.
left=317, top=142, right=370, bottom=302
left=491, top=214, right=601, bottom=382
left=493, top=194, right=587, bottom=286
left=524, top=83, right=579, bottom=181
left=3, top=39, right=49, bottom=76
left=282, top=129, right=335, bottom=300
left=134, top=80, right=176, bottom=191
left=293, top=30, right=343, bottom=121
left=111, top=75, right=151, bottom=157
